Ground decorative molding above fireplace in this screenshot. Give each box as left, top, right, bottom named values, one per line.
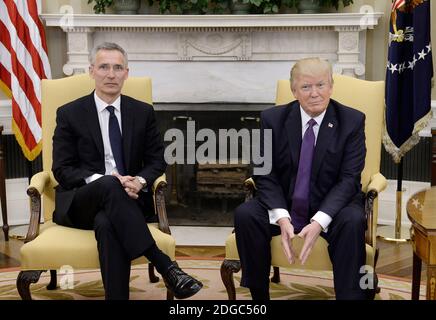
left=41, top=13, right=382, bottom=103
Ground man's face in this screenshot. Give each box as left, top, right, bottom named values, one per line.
left=89, top=49, right=129, bottom=102
left=291, top=73, right=333, bottom=118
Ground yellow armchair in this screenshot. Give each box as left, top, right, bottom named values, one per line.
left=221, top=74, right=387, bottom=299
left=17, top=74, right=176, bottom=300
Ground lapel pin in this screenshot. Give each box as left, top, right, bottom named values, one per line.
left=328, top=123, right=333, bottom=128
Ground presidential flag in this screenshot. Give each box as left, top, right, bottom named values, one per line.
left=0, top=0, right=51, bottom=161
left=384, top=0, right=433, bottom=163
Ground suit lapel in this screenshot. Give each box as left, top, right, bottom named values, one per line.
left=284, top=102, right=302, bottom=169
left=84, top=92, right=104, bottom=158
left=311, top=102, right=337, bottom=180
left=120, top=95, right=133, bottom=173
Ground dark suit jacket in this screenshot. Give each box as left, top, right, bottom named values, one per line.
left=52, top=92, right=166, bottom=226
left=254, top=99, right=366, bottom=220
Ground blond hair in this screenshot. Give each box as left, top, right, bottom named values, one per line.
left=290, top=58, right=333, bottom=90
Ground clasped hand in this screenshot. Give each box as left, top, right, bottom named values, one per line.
left=113, top=173, right=142, bottom=199
left=278, top=218, right=322, bottom=265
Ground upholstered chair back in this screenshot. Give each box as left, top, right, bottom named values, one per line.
left=40, top=74, right=152, bottom=222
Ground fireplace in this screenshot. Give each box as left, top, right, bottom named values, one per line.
left=156, top=105, right=266, bottom=226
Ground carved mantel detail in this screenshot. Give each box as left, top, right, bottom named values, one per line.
left=178, top=33, right=252, bottom=61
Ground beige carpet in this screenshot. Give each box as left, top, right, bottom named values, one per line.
left=0, top=259, right=426, bottom=300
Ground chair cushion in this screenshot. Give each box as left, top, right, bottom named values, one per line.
left=225, top=233, right=374, bottom=271
left=20, top=221, right=175, bottom=270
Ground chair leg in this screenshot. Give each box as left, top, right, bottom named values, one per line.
left=16, top=270, right=44, bottom=300
left=148, top=263, right=159, bottom=283
left=271, top=266, right=280, bottom=283
left=220, top=259, right=241, bottom=300
left=167, top=289, right=174, bottom=300
left=367, top=272, right=379, bottom=300
left=365, top=248, right=380, bottom=300
left=46, top=270, right=57, bottom=290
left=373, top=248, right=380, bottom=294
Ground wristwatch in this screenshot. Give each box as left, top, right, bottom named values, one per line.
left=135, top=176, right=147, bottom=191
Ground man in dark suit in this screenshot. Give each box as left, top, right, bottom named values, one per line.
left=52, top=42, right=202, bottom=300
left=235, top=58, right=367, bottom=300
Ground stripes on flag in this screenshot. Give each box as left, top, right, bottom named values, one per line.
left=0, top=0, right=51, bottom=161
left=392, top=0, right=405, bottom=11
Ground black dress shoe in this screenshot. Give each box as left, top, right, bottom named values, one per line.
left=163, top=264, right=203, bottom=299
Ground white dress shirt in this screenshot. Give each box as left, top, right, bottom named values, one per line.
left=268, top=106, right=332, bottom=232
left=85, top=92, right=123, bottom=184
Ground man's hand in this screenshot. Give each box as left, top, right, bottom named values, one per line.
left=112, top=173, right=142, bottom=199
left=277, top=217, right=296, bottom=264
left=298, top=221, right=322, bottom=265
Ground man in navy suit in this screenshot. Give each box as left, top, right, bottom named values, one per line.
left=235, top=58, right=367, bottom=300
left=52, top=42, right=202, bottom=300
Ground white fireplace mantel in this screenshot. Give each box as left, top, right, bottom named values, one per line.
left=41, top=13, right=383, bottom=103
left=42, top=13, right=381, bottom=28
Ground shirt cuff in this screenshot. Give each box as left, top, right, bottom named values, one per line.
left=268, top=208, right=291, bottom=226
left=85, top=174, right=104, bottom=184
left=311, top=211, right=332, bottom=233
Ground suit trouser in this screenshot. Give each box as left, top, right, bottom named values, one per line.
left=234, top=197, right=367, bottom=300
left=67, top=175, right=157, bottom=300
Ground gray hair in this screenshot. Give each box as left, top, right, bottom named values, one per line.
left=89, top=42, right=128, bottom=66
left=290, top=57, right=333, bottom=90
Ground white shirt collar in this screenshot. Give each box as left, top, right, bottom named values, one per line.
left=299, top=105, right=326, bottom=127
left=94, top=92, right=121, bottom=113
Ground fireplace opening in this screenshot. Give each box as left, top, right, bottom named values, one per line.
left=155, top=104, right=270, bottom=226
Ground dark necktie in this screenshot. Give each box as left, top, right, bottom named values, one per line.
left=106, top=105, right=126, bottom=176
left=291, top=118, right=317, bottom=233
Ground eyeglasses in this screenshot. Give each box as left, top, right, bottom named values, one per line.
left=93, top=64, right=126, bottom=73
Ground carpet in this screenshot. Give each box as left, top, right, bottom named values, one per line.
left=0, top=259, right=426, bottom=300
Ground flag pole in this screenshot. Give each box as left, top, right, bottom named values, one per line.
left=395, top=159, right=404, bottom=239
left=378, top=158, right=410, bottom=243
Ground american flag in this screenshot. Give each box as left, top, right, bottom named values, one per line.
left=384, top=0, right=433, bottom=163
left=392, top=0, right=405, bottom=11
left=0, top=0, right=51, bottom=161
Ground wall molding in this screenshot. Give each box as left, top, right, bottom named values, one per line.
left=377, top=179, right=431, bottom=227
left=0, top=178, right=31, bottom=226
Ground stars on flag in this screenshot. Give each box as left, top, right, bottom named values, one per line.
left=387, top=42, right=431, bottom=74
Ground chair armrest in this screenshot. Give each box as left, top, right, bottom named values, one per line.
left=243, top=177, right=256, bottom=201
left=152, top=174, right=167, bottom=194
left=27, top=171, right=51, bottom=195
left=364, top=172, right=387, bottom=247
left=152, top=174, right=171, bottom=235
left=244, top=177, right=256, bottom=189
left=25, top=171, right=51, bottom=243
left=367, top=172, right=387, bottom=194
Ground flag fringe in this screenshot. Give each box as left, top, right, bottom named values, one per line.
left=383, top=109, right=433, bottom=164
left=12, top=119, right=42, bottom=161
